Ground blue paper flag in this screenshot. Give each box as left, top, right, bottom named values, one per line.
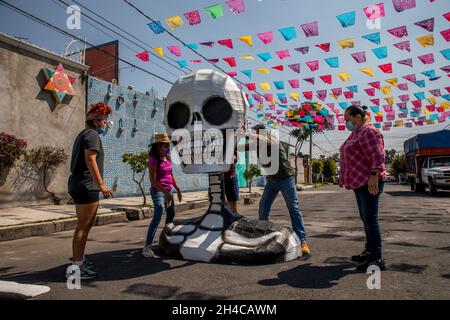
left=257, top=52, right=273, bottom=62
left=373, top=123, right=382, bottom=129
left=319, top=109, right=330, bottom=116
left=415, top=80, right=426, bottom=88
left=421, top=70, right=436, bottom=78
left=414, top=92, right=425, bottom=100
left=346, top=85, right=358, bottom=93
left=274, top=81, right=285, bottom=90
left=241, top=70, right=252, bottom=79
left=442, top=94, right=450, bottom=101
left=399, top=108, right=408, bottom=114
left=176, top=60, right=188, bottom=68
left=336, top=11, right=356, bottom=28
left=325, top=57, right=339, bottom=68
left=410, top=112, right=419, bottom=117
left=362, top=32, right=381, bottom=45
left=185, top=43, right=199, bottom=50
left=278, top=27, right=297, bottom=41
left=147, top=21, right=165, bottom=34
left=370, top=106, right=380, bottom=113
left=440, top=49, right=450, bottom=60
left=339, top=102, right=348, bottom=109
left=429, top=114, right=439, bottom=120
left=372, top=46, right=388, bottom=59
left=277, top=93, right=287, bottom=101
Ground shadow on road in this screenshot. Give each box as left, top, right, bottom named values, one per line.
left=258, top=257, right=358, bottom=289
left=386, top=191, right=450, bottom=198
left=0, top=248, right=195, bottom=285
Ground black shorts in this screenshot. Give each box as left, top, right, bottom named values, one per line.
left=224, top=176, right=240, bottom=202
left=69, top=191, right=100, bottom=204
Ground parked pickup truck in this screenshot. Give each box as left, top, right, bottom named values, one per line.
left=404, top=129, right=450, bottom=196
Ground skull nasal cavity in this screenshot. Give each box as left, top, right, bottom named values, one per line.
left=202, top=97, right=232, bottom=126
left=192, top=112, right=202, bottom=124
left=168, top=102, right=190, bottom=129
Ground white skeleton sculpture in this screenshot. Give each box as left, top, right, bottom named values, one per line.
left=159, top=69, right=302, bottom=264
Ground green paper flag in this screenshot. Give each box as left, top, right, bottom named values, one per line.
left=205, top=4, right=224, bottom=19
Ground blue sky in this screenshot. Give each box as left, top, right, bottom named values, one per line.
left=1, top=0, right=449, bottom=155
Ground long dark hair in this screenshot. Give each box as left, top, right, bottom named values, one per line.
left=346, top=105, right=368, bottom=119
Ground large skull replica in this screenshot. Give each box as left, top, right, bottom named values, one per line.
left=159, top=69, right=302, bottom=264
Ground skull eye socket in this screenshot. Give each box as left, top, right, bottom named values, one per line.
left=202, top=97, right=232, bottom=126
left=167, top=102, right=190, bottom=129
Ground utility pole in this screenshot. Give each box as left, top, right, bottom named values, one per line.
left=308, top=131, right=313, bottom=184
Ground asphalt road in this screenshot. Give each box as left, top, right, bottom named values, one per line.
left=1, top=183, right=449, bottom=300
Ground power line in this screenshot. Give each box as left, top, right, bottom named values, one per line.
left=0, top=0, right=174, bottom=85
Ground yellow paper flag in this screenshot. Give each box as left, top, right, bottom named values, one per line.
left=395, top=120, right=404, bottom=127
left=337, top=38, right=355, bottom=49
left=256, top=68, right=270, bottom=74
left=260, top=82, right=271, bottom=91
left=385, top=78, right=398, bottom=87
left=337, top=72, right=350, bottom=82
left=376, top=112, right=383, bottom=116
left=416, top=34, right=434, bottom=47
left=286, top=110, right=294, bottom=117
left=165, top=16, right=184, bottom=30
left=257, top=104, right=264, bottom=110
left=153, top=47, right=164, bottom=57
left=426, top=119, right=435, bottom=125
left=239, top=55, right=255, bottom=60
left=441, top=102, right=450, bottom=110
left=381, top=85, right=391, bottom=95
left=238, top=35, right=253, bottom=47
left=423, top=109, right=430, bottom=115
left=427, top=97, right=437, bottom=105
left=360, top=68, right=374, bottom=77
left=290, top=92, right=299, bottom=101
left=385, top=97, right=394, bottom=105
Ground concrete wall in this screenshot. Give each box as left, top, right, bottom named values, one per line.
left=87, top=77, right=208, bottom=197
left=0, top=34, right=88, bottom=208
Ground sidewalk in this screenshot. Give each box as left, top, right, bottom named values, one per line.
left=0, top=187, right=264, bottom=242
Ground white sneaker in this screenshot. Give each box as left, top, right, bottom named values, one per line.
left=142, top=245, right=158, bottom=258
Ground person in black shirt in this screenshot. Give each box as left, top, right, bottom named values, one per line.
left=67, top=102, right=113, bottom=280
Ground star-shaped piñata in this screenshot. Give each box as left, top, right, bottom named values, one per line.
left=42, top=63, right=76, bottom=104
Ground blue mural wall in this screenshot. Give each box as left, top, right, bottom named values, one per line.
left=87, top=76, right=208, bottom=197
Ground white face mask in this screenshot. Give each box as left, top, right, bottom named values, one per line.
left=346, top=120, right=356, bottom=132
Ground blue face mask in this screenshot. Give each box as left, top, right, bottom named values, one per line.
left=96, top=127, right=107, bottom=135
left=346, top=121, right=356, bottom=132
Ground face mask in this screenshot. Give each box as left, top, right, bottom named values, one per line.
left=346, top=121, right=356, bottom=132
left=96, top=127, right=107, bottom=135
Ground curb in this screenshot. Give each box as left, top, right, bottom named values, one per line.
left=0, top=192, right=261, bottom=242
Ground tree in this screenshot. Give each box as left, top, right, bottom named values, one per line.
left=322, top=157, right=338, bottom=183
left=289, top=128, right=310, bottom=184
left=331, top=153, right=340, bottom=163
left=122, top=152, right=149, bottom=206
left=312, top=159, right=323, bottom=183
left=243, top=164, right=262, bottom=193
left=23, top=146, right=68, bottom=204
left=0, top=132, right=27, bottom=176
left=385, top=149, right=397, bottom=165
left=391, top=154, right=406, bottom=180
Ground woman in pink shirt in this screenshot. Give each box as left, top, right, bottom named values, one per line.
left=339, top=105, right=386, bottom=272
left=142, top=133, right=182, bottom=258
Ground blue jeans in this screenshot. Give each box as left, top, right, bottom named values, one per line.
left=258, top=175, right=307, bottom=242
left=145, top=188, right=176, bottom=245
left=353, top=181, right=385, bottom=260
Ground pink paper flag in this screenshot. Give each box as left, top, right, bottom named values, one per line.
left=444, top=12, right=450, bottom=22
left=226, top=0, right=245, bottom=14
left=388, top=26, right=408, bottom=38
left=272, top=65, right=284, bottom=71
left=135, top=50, right=149, bottom=62
left=184, top=10, right=201, bottom=25
left=288, top=79, right=300, bottom=88
left=252, top=93, right=263, bottom=103
left=414, top=18, right=434, bottom=32
left=398, top=58, right=413, bottom=67
left=363, top=3, right=385, bottom=20
left=306, top=60, right=319, bottom=72
left=294, top=47, right=309, bottom=55
left=200, top=41, right=215, bottom=47
left=257, top=32, right=274, bottom=45
left=218, top=39, right=233, bottom=49
left=365, top=88, right=376, bottom=96
left=301, top=21, right=319, bottom=37
left=403, top=74, right=417, bottom=82
left=344, top=91, right=354, bottom=99
left=304, top=78, right=315, bottom=85
left=398, top=83, right=409, bottom=91
left=418, top=53, right=434, bottom=64
left=316, top=90, right=327, bottom=101
left=370, top=99, right=380, bottom=106
left=315, top=43, right=330, bottom=52
left=369, top=82, right=381, bottom=89
left=167, top=46, right=181, bottom=56
left=288, top=63, right=301, bottom=73
left=331, top=88, right=342, bottom=97
left=351, top=51, right=366, bottom=63
left=320, top=75, right=332, bottom=84
left=392, top=0, right=416, bottom=12
left=223, top=57, right=237, bottom=67
left=303, top=91, right=313, bottom=100
left=276, top=49, right=291, bottom=60
left=378, top=63, right=393, bottom=74
left=441, top=29, right=450, bottom=42
left=441, top=66, right=450, bottom=73
left=207, top=59, right=219, bottom=64
left=190, top=60, right=202, bottom=63
left=397, top=102, right=407, bottom=109
left=226, top=72, right=238, bottom=77
left=393, top=41, right=410, bottom=52
left=412, top=100, right=422, bottom=108
left=399, top=94, right=409, bottom=102
left=445, top=87, right=450, bottom=94
left=429, top=89, right=441, bottom=97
